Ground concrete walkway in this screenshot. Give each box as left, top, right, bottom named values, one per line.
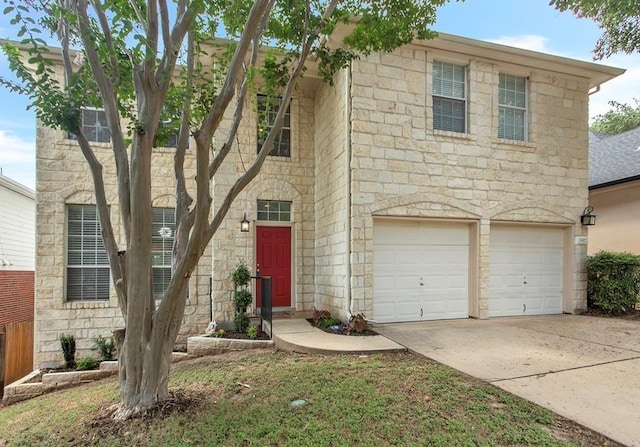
left=375, top=315, right=640, bottom=447
left=271, top=318, right=406, bottom=354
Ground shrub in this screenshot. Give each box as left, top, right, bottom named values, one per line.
left=346, top=313, right=368, bottom=335
left=59, top=333, right=76, bottom=369
left=231, top=261, right=251, bottom=287
left=93, top=335, right=116, bottom=361
left=312, top=309, right=342, bottom=329
left=234, top=313, right=250, bottom=332
left=587, top=251, right=640, bottom=314
left=211, top=328, right=225, bottom=338
left=247, top=325, right=259, bottom=340
left=76, top=356, right=99, bottom=371
left=233, top=289, right=253, bottom=309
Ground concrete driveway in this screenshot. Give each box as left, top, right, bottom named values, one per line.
left=375, top=315, right=640, bottom=447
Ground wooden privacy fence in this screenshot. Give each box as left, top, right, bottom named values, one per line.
left=0, top=321, right=34, bottom=394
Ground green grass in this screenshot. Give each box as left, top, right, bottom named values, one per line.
left=0, top=351, right=616, bottom=446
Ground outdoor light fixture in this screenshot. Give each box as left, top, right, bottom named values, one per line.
left=580, top=206, right=596, bottom=226
left=240, top=213, right=250, bottom=232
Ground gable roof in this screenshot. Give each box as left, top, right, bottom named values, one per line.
left=589, top=127, right=640, bottom=188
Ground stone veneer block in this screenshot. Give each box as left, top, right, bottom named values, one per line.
left=187, top=335, right=274, bottom=356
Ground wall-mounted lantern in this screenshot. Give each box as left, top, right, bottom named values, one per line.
left=580, top=206, right=596, bottom=226
left=240, top=213, right=250, bottom=232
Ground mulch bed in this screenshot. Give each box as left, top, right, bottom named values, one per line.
left=211, top=329, right=271, bottom=340
left=306, top=319, right=379, bottom=336
left=582, top=308, right=640, bottom=320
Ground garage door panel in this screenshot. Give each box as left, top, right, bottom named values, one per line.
left=374, top=220, right=470, bottom=323
left=489, top=226, right=564, bottom=317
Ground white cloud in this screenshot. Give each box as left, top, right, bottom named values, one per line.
left=588, top=54, right=640, bottom=120
left=486, top=34, right=640, bottom=122
left=0, top=130, right=35, bottom=189
left=487, top=35, right=553, bottom=54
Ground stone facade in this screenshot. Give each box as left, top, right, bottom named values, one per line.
left=33, top=34, right=621, bottom=367
left=35, top=117, right=210, bottom=367
left=348, top=45, right=595, bottom=319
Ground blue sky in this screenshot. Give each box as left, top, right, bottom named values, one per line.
left=1, top=0, right=639, bottom=190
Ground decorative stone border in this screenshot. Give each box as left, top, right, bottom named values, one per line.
left=187, top=335, right=274, bottom=356
left=2, top=353, right=194, bottom=406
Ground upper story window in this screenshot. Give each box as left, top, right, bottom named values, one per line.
left=257, top=94, right=291, bottom=157
left=152, top=207, right=176, bottom=300
left=257, top=200, right=291, bottom=222
left=432, top=61, right=467, bottom=133
left=69, top=108, right=110, bottom=143
left=498, top=73, right=527, bottom=141
left=66, top=204, right=110, bottom=301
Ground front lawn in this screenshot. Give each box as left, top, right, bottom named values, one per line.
left=0, top=351, right=621, bottom=446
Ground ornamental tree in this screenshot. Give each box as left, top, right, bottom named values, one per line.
left=1, top=0, right=449, bottom=419
left=550, top=0, right=640, bottom=58
left=590, top=99, right=640, bottom=135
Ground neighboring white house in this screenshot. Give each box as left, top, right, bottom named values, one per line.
left=0, top=173, right=35, bottom=331
left=32, top=32, right=624, bottom=367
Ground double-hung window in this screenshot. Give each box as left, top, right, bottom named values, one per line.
left=257, top=94, right=291, bottom=157
left=67, top=205, right=110, bottom=301
left=69, top=108, right=110, bottom=143
left=152, top=208, right=176, bottom=300
left=432, top=61, right=467, bottom=133
left=498, top=73, right=527, bottom=141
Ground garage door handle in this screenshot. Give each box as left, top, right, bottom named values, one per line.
left=420, top=277, right=424, bottom=286
left=420, top=308, right=423, bottom=317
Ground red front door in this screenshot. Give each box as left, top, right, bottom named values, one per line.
left=256, top=226, right=292, bottom=307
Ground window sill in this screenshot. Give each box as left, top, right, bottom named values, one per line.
left=432, top=130, right=474, bottom=141
left=493, top=138, right=537, bottom=151
left=60, top=139, right=112, bottom=148
left=63, top=300, right=113, bottom=309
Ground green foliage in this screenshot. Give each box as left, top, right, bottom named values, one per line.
left=92, top=335, right=116, bottom=361
left=247, top=325, right=259, bottom=340
left=587, top=251, right=640, bottom=314
left=232, top=261, right=252, bottom=288
left=234, top=313, right=251, bottom=332
left=590, top=99, right=640, bottom=135
left=312, top=309, right=342, bottom=329
left=76, top=356, right=99, bottom=371
left=550, top=0, right=640, bottom=58
left=211, top=328, right=226, bottom=338
left=233, top=289, right=253, bottom=309
left=59, top=333, right=76, bottom=369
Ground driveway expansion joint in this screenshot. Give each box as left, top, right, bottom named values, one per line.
left=490, top=355, right=640, bottom=383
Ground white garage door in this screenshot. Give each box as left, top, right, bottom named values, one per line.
left=373, top=220, right=469, bottom=323
left=489, top=226, right=564, bottom=317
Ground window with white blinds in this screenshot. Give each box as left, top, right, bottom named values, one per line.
left=66, top=205, right=110, bottom=301
left=152, top=207, right=176, bottom=300
left=498, top=73, right=527, bottom=141
left=432, top=61, right=467, bottom=133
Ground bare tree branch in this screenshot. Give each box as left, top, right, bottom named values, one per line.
left=73, top=0, right=132, bottom=243
left=207, top=0, right=272, bottom=180
left=197, top=0, right=273, bottom=143
left=89, top=0, right=121, bottom=84
left=145, top=0, right=159, bottom=91
left=159, top=0, right=171, bottom=58
left=128, top=0, right=147, bottom=33
left=74, top=131, right=127, bottom=317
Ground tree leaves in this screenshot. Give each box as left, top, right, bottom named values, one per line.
left=550, top=0, right=640, bottom=58
left=590, top=99, right=640, bottom=135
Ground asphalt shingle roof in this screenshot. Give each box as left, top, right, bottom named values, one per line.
left=589, top=127, right=640, bottom=188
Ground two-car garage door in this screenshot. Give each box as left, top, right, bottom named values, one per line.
left=373, top=220, right=565, bottom=323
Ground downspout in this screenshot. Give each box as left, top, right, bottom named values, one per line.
left=345, top=62, right=353, bottom=317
